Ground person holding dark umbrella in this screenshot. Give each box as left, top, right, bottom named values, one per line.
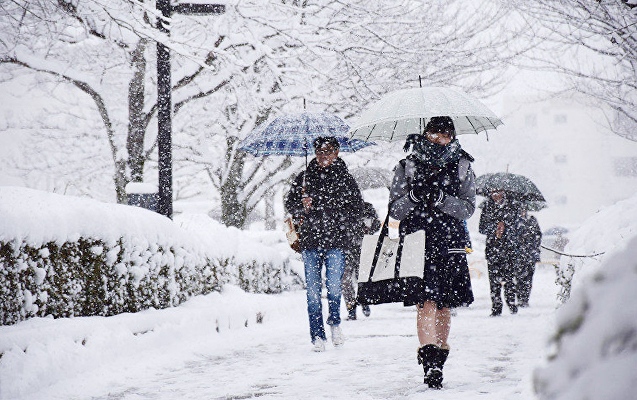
left=479, top=189, right=522, bottom=316
left=284, top=136, right=364, bottom=352
left=388, top=116, right=476, bottom=389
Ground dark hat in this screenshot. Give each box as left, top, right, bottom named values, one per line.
left=424, top=116, right=455, bottom=136
left=313, top=136, right=340, bottom=150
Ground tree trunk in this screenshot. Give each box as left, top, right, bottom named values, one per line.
left=127, top=39, right=148, bottom=183
left=220, top=137, right=247, bottom=228
left=264, top=189, right=276, bottom=230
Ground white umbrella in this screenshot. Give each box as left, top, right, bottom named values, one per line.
left=349, top=87, right=503, bottom=142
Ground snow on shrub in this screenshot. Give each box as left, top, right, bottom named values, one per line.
left=0, top=187, right=302, bottom=325
left=535, top=194, right=637, bottom=400
left=534, top=234, right=637, bottom=400
left=555, top=192, right=637, bottom=302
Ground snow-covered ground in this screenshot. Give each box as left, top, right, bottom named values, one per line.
left=0, top=261, right=558, bottom=400
left=1, top=191, right=636, bottom=400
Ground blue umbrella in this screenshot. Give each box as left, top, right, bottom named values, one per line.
left=239, top=112, right=373, bottom=161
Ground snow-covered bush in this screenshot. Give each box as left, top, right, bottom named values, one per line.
left=555, top=193, right=637, bottom=302
left=534, top=195, right=637, bottom=400
left=0, top=187, right=302, bottom=325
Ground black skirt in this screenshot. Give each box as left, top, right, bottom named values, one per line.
left=403, top=252, right=474, bottom=309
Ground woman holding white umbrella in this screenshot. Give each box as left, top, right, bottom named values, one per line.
left=388, top=116, right=476, bottom=389
left=350, top=86, right=499, bottom=388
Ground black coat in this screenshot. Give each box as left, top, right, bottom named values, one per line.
left=348, top=202, right=381, bottom=249
left=517, top=215, right=542, bottom=264
left=479, top=198, right=521, bottom=265
left=285, top=158, right=364, bottom=251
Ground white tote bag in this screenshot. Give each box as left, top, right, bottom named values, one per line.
left=358, top=230, right=426, bottom=283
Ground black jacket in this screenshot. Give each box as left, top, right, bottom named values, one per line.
left=285, top=158, right=364, bottom=251
left=479, top=198, right=521, bottom=264
left=517, top=215, right=542, bottom=264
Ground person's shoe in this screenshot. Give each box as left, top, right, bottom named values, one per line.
left=362, top=304, right=371, bottom=317
left=347, top=307, right=357, bottom=321
left=312, top=338, right=326, bottom=352
left=330, top=325, right=345, bottom=347
left=510, top=305, right=518, bottom=314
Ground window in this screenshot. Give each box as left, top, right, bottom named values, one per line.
left=555, top=196, right=568, bottom=205
left=554, top=154, right=567, bottom=164
left=554, top=114, right=567, bottom=124
left=613, top=157, right=637, bottom=177
left=525, top=114, right=537, bottom=128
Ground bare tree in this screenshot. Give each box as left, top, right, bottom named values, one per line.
left=511, top=0, right=637, bottom=141
left=1, top=0, right=532, bottom=228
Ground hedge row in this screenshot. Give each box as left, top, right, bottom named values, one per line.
left=0, top=236, right=303, bottom=326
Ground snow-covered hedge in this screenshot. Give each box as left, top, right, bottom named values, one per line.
left=534, top=194, right=637, bottom=400
left=555, top=193, right=637, bottom=302
left=0, top=187, right=302, bottom=326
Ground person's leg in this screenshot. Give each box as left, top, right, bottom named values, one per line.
left=341, top=249, right=357, bottom=319
left=524, top=262, right=536, bottom=305
left=436, top=307, right=451, bottom=349
left=417, top=301, right=438, bottom=345
left=417, top=302, right=451, bottom=389
left=517, top=263, right=530, bottom=306
left=325, top=248, right=345, bottom=327
left=503, top=261, right=518, bottom=313
left=302, top=249, right=326, bottom=343
left=488, top=263, right=503, bottom=316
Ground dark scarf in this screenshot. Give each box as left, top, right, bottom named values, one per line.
left=403, top=134, right=462, bottom=169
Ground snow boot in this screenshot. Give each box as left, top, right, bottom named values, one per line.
left=417, top=344, right=449, bottom=389
left=362, top=304, right=371, bottom=317
left=347, top=305, right=357, bottom=321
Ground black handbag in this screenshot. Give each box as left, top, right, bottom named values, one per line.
left=357, top=214, right=425, bottom=305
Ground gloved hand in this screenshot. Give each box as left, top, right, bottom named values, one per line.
left=410, top=181, right=445, bottom=205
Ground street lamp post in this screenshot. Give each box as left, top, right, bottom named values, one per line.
left=156, top=1, right=225, bottom=219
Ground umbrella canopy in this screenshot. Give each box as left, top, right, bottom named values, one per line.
left=476, top=172, right=546, bottom=202
left=349, top=87, right=503, bottom=142
left=478, top=199, right=547, bottom=212
left=239, top=112, right=372, bottom=157
left=544, top=226, right=569, bottom=236
left=350, top=167, right=393, bottom=190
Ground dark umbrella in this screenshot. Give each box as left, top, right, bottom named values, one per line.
left=544, top=226, right=569, bottom=236
left=478, top=198, right=547, bottom=211
left=476, top=172, right=545, bottom=202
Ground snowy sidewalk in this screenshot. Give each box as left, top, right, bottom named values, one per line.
left=0, top=263, right=558, bottom=400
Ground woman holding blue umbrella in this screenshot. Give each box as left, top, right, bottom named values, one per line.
left=284, top=136, right=364, bottom=352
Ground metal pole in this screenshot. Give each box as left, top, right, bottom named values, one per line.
left=157, top=0, right=173, bottom=219
left=155, top=2, right=225, bottom=219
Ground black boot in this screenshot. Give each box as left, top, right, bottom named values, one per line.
left=346, top=305, right=357, bottom=320
left=417, top=344, right=449, bottom=389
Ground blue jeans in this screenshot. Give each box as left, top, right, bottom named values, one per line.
left=302, top=248, right=345, bottom=343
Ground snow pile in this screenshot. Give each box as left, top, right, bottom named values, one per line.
left=534, top=194, right=637, bottom=400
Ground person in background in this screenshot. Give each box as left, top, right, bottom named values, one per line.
left=284, top=136, right=364, bottom=352
left=479, top=190, right=520, bottom=316
left=515, top=206, right=542, bottom=307
left=388, top=116, right=476, bottom=389
left=342, top=201, right=381, bottom=320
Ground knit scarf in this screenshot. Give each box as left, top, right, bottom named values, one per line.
left=403, top=133, right=462, bottom=168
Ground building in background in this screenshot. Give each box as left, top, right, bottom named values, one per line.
left=463, top=90, right=637, bottom=232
